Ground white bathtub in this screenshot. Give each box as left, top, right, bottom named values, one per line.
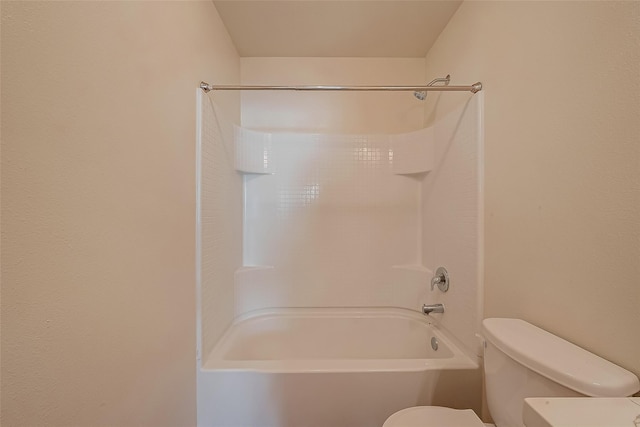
left=198, top=308, right=479, bottom=427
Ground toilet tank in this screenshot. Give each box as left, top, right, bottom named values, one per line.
left=482, top=318, right=640, bottom=427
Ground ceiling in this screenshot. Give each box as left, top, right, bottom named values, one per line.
left=213, top=1, right=463, bottom=57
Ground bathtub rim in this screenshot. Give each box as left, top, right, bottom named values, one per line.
left=202, top=307, right=479, bottom=374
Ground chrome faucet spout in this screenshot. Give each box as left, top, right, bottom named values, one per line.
left=422, top=303, right=445, bottom=315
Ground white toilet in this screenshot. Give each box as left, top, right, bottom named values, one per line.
left=383, top=318, right=640, bottom=427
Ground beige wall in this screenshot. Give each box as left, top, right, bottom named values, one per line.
left=1, top=2, right=239, bottom=426
left=424, top=1, right=640, bottom=378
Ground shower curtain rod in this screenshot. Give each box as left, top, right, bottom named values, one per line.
left=199, top=81, right=483, bottom=94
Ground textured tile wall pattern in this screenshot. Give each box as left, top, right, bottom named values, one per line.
left=243, top=132, right=422, bottom=308
left=198, top=93, right=243, bottom=362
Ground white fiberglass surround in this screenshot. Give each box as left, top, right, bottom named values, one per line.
left=196, top=90, right=484, bottom=426
left=236, top=94, right=483, bottom=355
left=239, top=127, right=426, bottom=310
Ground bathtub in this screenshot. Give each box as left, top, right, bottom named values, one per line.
left=198, top=308, right=479, bottom=427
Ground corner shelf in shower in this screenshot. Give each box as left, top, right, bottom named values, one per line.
left=233, top=124, right=437, bottom=176
left=391, top=127, right=435, bottom=175
left=234, top=127, right=274, bottom=174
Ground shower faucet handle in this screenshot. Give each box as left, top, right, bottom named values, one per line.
left=430, top=267, right=450, bottom=292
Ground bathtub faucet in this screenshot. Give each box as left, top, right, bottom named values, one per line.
left=422, top=303, right=445, bottom=315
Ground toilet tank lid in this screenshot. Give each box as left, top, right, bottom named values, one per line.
left=482, top=318, right=640, bottom=397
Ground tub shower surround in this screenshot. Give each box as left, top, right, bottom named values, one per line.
left=196, top=91, right=483, bottom=427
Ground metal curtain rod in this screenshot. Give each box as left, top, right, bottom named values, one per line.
left=199, top=81, right=482, bottom=94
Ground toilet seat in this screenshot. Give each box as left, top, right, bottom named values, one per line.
left=383, top=406, right=487, bottom=427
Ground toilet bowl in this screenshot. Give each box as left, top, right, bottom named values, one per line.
left=383, top=318, right=640, bottom=427
left=383, top=406, right=490, bottom=427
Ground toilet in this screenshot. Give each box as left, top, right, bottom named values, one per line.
left=383, top=318, right=640, bottom=427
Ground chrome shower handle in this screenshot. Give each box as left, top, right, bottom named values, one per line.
left=430, top=267, right=450, bottom=292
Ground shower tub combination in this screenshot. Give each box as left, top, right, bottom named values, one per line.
left=198, top=308, right=478, bottom=427
left=196, top=79, right=484, bottom=426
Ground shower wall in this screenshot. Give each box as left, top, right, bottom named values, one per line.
left=234, top=58, right=483, bottom=357
left=197, top=94, right=243, bottom=362
left=197, top=57, right=482, bottom=367
left=421, top=95, right=483, bottom=356
left=240, top=131, right=423, bottom=310
left=238, top=57, right=429, bottom=312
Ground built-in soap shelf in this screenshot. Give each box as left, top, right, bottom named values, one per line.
left=233, top=126, right=436, bottom=176
left=390, top=127, right=435, bottom=175
left=234, top=127, right=274, bottom=174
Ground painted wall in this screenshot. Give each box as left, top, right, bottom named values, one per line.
left=424, top=1, right=640, bottom=378
left=1, top=2, right=239, bottom=425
